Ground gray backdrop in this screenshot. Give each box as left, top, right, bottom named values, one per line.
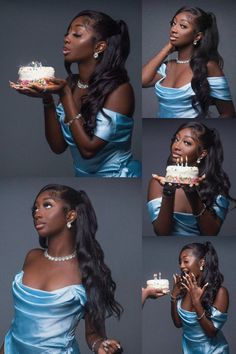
left=0, top=178, right=142, bottom=353
left=142, top=237, right=236, bottom=354
left=142, top=0, right=236, bottom=117
left=1, top=0, right=141, bottom=176
left=142, top=119, right=236, bottom=237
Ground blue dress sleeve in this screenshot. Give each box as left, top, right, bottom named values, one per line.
left=210, top=307, right=228, bottom=330
left=208, top=77, right=232, bottom=101
left=147, top=197, right=162, bottom=222
left=212, top=195, right=229, bottom=221
left=157, top=63, right=167, bottom=77
left=94, top=108, right=133, bottom=142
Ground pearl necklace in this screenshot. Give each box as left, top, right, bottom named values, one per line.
left=44, top=249, right=77, bottom=262
left=77, top=78, right=89, bottom=89
left=176, top=58, right=190, bottom=64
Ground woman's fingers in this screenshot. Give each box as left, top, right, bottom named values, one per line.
left=152, top=174, right=166, bottom=186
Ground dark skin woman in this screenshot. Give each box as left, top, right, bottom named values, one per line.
left=171, top=242, right=229, bottom=353
left=10, top=11, right=139, bottom=177
left=1, top=185, right=122, bottom=354
left=142, top=7, right=235, bottom=118
left=148, top=122, right=234, bottom=236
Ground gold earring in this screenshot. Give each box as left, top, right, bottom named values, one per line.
left=200, top=265, right=204, bottom=271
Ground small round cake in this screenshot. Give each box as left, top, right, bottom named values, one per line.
left=18, top=61, right=55, bottom=85
left=165, top=165, right=199, bottom=185
left=146, top=273, right=169, bottom=291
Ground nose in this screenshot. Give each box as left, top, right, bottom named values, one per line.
left=34, top=208, right=42, bottom=220
left=173, top=140, right=182, bottom=151
left=171, top=24, right=178, bottom=34
left=64, top=33, right=71, bottom=44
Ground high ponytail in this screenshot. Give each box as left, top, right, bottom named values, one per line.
left=174, top=7, right=223, bottom=117
left=64, top=10, right=130, bottom=136
left=33, top=184, right=122, bottom=332
left=180, top=242, right=224, bottom=313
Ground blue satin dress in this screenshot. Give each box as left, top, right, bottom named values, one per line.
left=147, top=195, right=229, bottom=236
left=155, top=63, right=232, bottom=118
left=177, top=299, right=229, bottom=353
left=4, top=271, right=87, bottom=353
left=56, top=104, right=141, bottom=177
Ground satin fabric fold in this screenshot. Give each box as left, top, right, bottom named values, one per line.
left=4, top=271, right=87, bottom=353
left=56, top=105, right=141, bottom=177
left=177, top=299, right=229, bottom=353
left=147, top=195, right=229, bottom=236
left=155, top=63, right=232, bottom=118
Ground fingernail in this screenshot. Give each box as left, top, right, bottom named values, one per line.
left=152, top=174, right=158, bottom=177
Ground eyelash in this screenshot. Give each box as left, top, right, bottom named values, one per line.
left=31, top=202, right=52, bottom=214
left=170, top=21, right=187, bottom=29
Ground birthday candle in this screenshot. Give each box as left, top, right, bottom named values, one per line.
left=181, top=156, right=183, bottom=166
left=177, top=158, right=179, bottom=166
left=186, top=156, right=188, bottom=166
left=158, top=272, right=161, bottom=280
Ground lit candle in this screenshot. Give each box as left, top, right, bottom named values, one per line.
left=185, top=156, right=188, bottom=166
left=181, top=156, right=183, bottom=166
left=177, top=158, right=179, bottom=166
left=158, top=272, right=161, bottom=280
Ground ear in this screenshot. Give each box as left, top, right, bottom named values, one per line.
left=66, top=210, right=77, bottom=224
left=199, top=149, right=208, bottom=160
left=195, top=31, right=203, bottom=42
left=199, top=258, right=205, bottom=267
left=94, top=40, right=107, bottom=54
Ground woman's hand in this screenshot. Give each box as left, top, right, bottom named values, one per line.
left=172, top=273, right=184, bottom=298
left=165, top=41, right=176, bottom=54
left=98, top=339, right=122, bottom=354
left=9, top=77, right=68, bottom=98
left=181, top=272, right=208, bottom=307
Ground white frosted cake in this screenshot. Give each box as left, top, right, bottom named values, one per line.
left=146, top=273, right=169, bottom=291
left=18, top=61, right=55, bottom=85
left=165, top=165, right=199, bottom=185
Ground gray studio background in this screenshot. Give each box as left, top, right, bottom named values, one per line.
left=1, top=0, right=141, bottom=176
left=142, top=119, right=236, bottom=237
left=142, top=0, right=236, bottom=117
left=142, top=237, right=236, bottom=354
left=0, top=178, right=142, bottom=353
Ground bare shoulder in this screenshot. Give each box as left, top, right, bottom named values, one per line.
left=23, top=248, right=43, bottom=267
left=207, top=61, right=224, bottom=77
left=213, top=286, right=229, bottom=312
left=148, top=177, right=163, bottom=201
left=104, top=82, right=134, bottom=117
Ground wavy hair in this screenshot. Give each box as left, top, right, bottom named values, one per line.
left=33, top=184, right=123, bottom=332
left=179, top=242, right=224, bottom=314
left=168, top=122, right=235, bottom=209
left=65, top=10, right=130, bottom=136
left=173, top=7, right=223, bottom=117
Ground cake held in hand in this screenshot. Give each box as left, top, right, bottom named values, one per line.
left=165, top=156, right=199, bottom=185
left=18, top=61, right=55, bottom=85
left=146, top=273, right=169, bottom=291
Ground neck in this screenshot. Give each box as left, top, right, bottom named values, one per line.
left=77, top=60, right=97, bottom=83
left=47, top=233, right=76, bottom=257
left=177, top=46, right=194, bottom=61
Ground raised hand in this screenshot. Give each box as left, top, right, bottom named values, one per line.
left=181, top=272, right=208, bottom=306
left=98, top=339, right=122, bottom=354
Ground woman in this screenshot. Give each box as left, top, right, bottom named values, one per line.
left=1, top=184, right=122, bottom=353
left=171, top=242, right=229, bottom=353
left=147, top=122, right=234, bottom=236
left=10, top=10, right=140, bottom=177
left=142, top=6, right=235, bottom=118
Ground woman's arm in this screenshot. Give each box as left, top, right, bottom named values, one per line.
left=184, top=189, right=222, bottom=236
left=183, top=274, right=229, bottom=338
left=43, top=95, right=68, bottom=154
left=142, top=42, right=174, bottom=87
left=207, top=61, right=236, bottom=118
left=0, top=343, right=4, bottom=354
left=148, top=177, right=176, bottom=236
left=171, top=275, right=183, bottom=328
left=59, top=81, right=134, bottom=159
left=85, top=315, right=121, bottom=354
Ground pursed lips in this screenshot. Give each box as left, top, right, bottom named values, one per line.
left=63, top=47, right=71, bottom=55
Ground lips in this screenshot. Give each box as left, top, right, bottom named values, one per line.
left=172, top=154, right=182, bottom=159
left=170, top=36, right=178, bottom=41
left=63, top=47, right=71, bottom=55
left=34, top=222, right=46, bottom=230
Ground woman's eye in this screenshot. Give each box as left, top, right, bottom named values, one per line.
left=44, top=203, right=52, bottom=209
left=73, top=33, right=82, bottom=37
left=180, top=24, right=187, bottom=29
left=184, top=141, right=191, bottom=146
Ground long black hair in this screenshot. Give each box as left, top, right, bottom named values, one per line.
left=33, top=184, right=123, bottom=332
left=179, top=242, right=224, bottom=314
left=168, top=122, right=234, bottom=208
left=173, top=7, right=223, bottom=117
left=65, top=10, right=130, bottom=136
